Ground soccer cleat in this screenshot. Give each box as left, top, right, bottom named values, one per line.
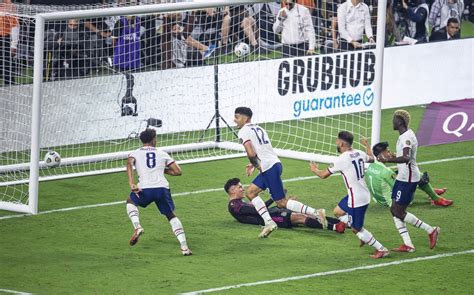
left=434, top=188, right=447, bottom=195
left=335, top=222, right=346, bottom=233
left=313, top=209, right=327, bottom=230
left=129, top=227, right=144, bottom=246
left=258, top=221, right=278, bottom=238
left=429, top=227, right=440, bottom=249
left=392, top=244, right=416, bottom=253
left=181, top=248, right=193, bottom=256
left=431, top=197, right=453, bottom=207
left=370, top=249, right=389, bottom=259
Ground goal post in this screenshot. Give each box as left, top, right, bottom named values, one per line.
left=0, top=0, right=386, bottom=214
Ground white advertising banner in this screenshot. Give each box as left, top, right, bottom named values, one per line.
left=1, top=38, right=472, bottom=152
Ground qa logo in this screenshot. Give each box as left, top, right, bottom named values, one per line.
left=442, top=112, right=474, bottom=138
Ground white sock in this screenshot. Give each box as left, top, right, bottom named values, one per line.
left=393, top=217, right=414, bottom=247
left=404, top=212, right=434, bottom=234
left=356, top=228, right=386, bottom=251
left=286, top=199, right=316, bottom=216
left=251, top=196, right=273, bottom=224
left=338, top=214, right=349, bottom=224
left=126, top=203, right=141, bottom=229
left=170, top=217, right=188, bottom=249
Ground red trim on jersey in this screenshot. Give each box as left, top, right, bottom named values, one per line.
left=166, top=161, right=175, bottom=167
left=341, top=172, right=355, bottom=208
left=243, top=139, right=251, bottom=145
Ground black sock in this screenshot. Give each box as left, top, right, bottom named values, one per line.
left=304, top=217, right=322, bottom=229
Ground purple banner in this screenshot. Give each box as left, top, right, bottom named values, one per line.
left=417, top=99, right=474, bottom=146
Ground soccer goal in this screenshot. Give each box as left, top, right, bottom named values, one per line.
left=0, top=0, right=386, bottom=214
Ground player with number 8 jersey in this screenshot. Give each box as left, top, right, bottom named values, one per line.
left=125, top=128, right=192, bottom=256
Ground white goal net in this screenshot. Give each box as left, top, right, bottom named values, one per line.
left=0, top=0, right=383, bottom=214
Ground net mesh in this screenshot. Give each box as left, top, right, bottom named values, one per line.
left=0, top=0, right=376, bottom=212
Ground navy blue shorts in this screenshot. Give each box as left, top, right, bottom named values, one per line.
left=392, top=180, right=419, bottom=206
left=347, top=204, right=368, bottom=231
left=337, top=195, right=350, bottom=213
left=130, top=187, right=175, bottom=216
left=252, top=163, right=285, bottom=201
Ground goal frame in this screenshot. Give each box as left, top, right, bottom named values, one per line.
left=3, top=0, right=386, bottom=214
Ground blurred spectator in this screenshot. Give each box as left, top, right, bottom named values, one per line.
left=337, top=0, right=374, bottom=50
left=402, top=0, right=429, bottom=43
left=0, top=0, right=19, bottom=85
left=45, top=19, right=93, bottom=79
left=320, top=0, right=342, bottom=53
left=273, top=0, right=316, bottom=57
left=386, top=0, right=403, bottom=45
left=191, top=8, right=229, bottom=54
left=429, top=0, right=464, bottom=32
left=250, top=2, right=281, bottom=51
left=430, top=16, right=460, bottom=40
left=225, top=6, right=259, bottom=50
left=170, top=22, right=215, bottom=68
left=84, top=0, right=113, bottom=65
left=112, top=15, right=142, bottom=71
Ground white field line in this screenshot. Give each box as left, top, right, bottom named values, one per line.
left=0, top=288, right=33, bottom=295
left=181, top=249, right=474, bottom=295
left=1, top=155, right=472, bottom=221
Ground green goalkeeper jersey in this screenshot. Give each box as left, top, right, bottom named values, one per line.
left=365, top=161, right=396, bottom=207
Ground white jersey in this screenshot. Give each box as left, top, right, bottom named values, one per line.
left=396, top=129, right=421, bottom=183
left=238, top=123, right=280, bottom=172
left=328, top=149, right=371, bottom=208
left=128, top=147, right=175, bottom=189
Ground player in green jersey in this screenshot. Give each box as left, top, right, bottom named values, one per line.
left=365, top=141, right=453, bottom=207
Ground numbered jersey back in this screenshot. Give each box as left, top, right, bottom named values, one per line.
left=328, top=149, right=371, bottom=208
left=128, top=147, right=174, bottom=189
left=238, top=123, right=280, bottom=172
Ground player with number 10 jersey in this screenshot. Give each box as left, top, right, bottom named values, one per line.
left=310, top=131, right=389, bottom=258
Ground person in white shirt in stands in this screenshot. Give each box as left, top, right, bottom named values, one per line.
left=125, top=128, right=192, bottom=256
left=337, top=0, right=374, bottom=51
left=234, top=107, right=327, bottom=238
left=310, top=131, right=390, bottom=259
left=273, top=0, right=316, bottom=57
left=378, top=110, right=440, bottom=253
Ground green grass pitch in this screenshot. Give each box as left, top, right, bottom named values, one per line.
left=0, top=106, right=473, bottom=294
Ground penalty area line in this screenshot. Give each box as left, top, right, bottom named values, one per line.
left=0, top=155, right=472, bottom=221
left=181, top=249, right=474, bottom=295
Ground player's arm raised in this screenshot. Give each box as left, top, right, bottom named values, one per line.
left=309, top=161, right=331, bottom=179
left=243, top=141, right=261, bottom=176
left=127, top=156, right=139, bottom=192
left=378, top=147, right=410, bottom=164
left=361, top=137, right=375, bottom=163
left=165, top=161, right=182, bottom=176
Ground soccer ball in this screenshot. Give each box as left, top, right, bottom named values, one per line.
left=234, top=42, right=250, bottom=57
left=44, top=151, right=61, bottom=168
